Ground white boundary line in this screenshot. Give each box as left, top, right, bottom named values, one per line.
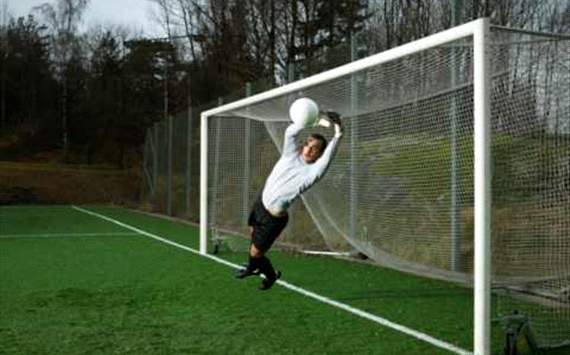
left=0, top=232, right=138, bottom=239
left=72, top=205, right=472, bottom=355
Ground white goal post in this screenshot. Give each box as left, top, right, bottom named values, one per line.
left=200, top=18, right=492, bottom=355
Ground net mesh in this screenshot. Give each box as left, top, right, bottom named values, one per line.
left=489, top=29, right=570, bottom=348
left=205, top=28, right=569, bottom=348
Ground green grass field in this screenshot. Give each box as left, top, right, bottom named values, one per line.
left=1, top=205, right=562, bottom=354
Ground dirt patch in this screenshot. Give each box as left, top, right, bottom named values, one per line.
left=0, top=162, right=140, bottom=205
left=0, top=186, right=45, bottom=204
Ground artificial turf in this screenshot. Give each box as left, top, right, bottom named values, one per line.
left=1, top=205, right=560, bottom=354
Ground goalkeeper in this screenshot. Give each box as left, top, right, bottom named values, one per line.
left=235, top=110, right=343, bottom=290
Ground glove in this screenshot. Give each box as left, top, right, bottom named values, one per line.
left=316, top=118, right=331, bottom=128
left=324, top=111, right=343, bottom=137
left=316, top=111, right=342, bottom=127
left=323, top=111, right=342, bottom=127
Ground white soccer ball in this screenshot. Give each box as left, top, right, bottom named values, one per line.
left=289, top=97, right=319, bottom=128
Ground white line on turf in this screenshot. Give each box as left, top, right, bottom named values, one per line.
left=0, top=232, right=139, bottom=239
left=72, top=205, right=472, bottom=355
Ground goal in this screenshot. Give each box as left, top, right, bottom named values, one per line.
left=199, top=18, right=569, bottom=354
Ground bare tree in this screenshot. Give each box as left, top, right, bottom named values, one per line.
left=149, top=0, right=176, bottom=39
left=0, top=0, right=9, bottom=133
left=33, top=0, right=89, bottom=162
left=177, top=0, right=201, bottom=62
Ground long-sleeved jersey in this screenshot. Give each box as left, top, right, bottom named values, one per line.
left=262, top=123, right=341, bottom=213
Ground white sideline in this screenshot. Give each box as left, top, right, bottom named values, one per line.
left=0, top=232, right=138, bottom=239
left=72, top=205, right=472, bottom=355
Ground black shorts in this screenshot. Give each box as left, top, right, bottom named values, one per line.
left=247, top=197, right=288, bottom=252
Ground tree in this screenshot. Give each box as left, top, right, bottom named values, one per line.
left=315, top=0, right=369, bottom=47
left=0, top=16, right=56, bottom=140
left=33, top=0, right=89, bottom=162
left=120, top=39, right=178, bottom=167
left=80, top=30, right=122, bottom=164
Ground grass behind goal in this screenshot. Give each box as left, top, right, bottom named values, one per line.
left=2, top=205, right=565, bottom=354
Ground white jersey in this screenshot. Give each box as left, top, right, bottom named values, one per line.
left=262, top=123, right=341, bottom=212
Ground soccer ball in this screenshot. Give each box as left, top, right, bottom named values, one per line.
left=289, top=97, right=319, bottom=128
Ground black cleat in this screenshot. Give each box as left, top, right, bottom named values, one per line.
left=235, top=267, right=260, bottom=279
left=259, top=270, right=281, bottom=291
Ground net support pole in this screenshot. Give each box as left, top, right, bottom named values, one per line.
left=450, top=77, right=461, bottom=271
left=200, top=112, right=208, bottom=254
left=450, top=0, right=463, bottom=272
left=473, top=17, right=491, bottom=355
left=349, top=31, right=358, bottom=242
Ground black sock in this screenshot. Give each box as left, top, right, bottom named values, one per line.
left=248, top=256, right=260, bottom=271
left=258, top=256, right=276, bottom=279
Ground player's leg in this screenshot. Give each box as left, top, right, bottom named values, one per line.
left=236, top=200, right=264, bottom=279
left=258, top=255, right=281, bottom=291
left=235, top=229, right=274, bottom=279
left=253, top=217, right=287, bottom=290
left=238, top=241, right=281, bottom=290
left=235, top=220, right=286, bottom=290
left=235, top=230, right=263, bottom=279
left=235, top=197, right=287, bottom=290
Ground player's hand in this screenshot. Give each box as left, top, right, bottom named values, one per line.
left=323, top=111, right=341, bottom=126
left=317, top=110, right=340, bottom=127
left=316, top=118, right=331, bottom=128
left=324, top=111, right=343, bottom=137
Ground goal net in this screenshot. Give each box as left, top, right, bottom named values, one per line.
left=201, top=20, right=569, bottom=351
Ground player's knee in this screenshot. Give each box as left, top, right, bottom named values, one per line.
left=250, top=244, right=264, bottom=258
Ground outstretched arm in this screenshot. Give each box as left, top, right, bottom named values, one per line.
left=311, top=112, right=343, bottom=178
left=282, top=123, right=304, bottom=156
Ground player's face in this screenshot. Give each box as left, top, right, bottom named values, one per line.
left=302, top=138, right=324, bottom=164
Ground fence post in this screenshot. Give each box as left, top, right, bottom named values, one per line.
left=186, top=105, right=193, bottom=217
left=243, top=83, right=252, bottom=223
left=167, top=115, right=173, bottom=216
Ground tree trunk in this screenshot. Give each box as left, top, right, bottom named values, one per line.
left=62, top=77, right=68, bottom=163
